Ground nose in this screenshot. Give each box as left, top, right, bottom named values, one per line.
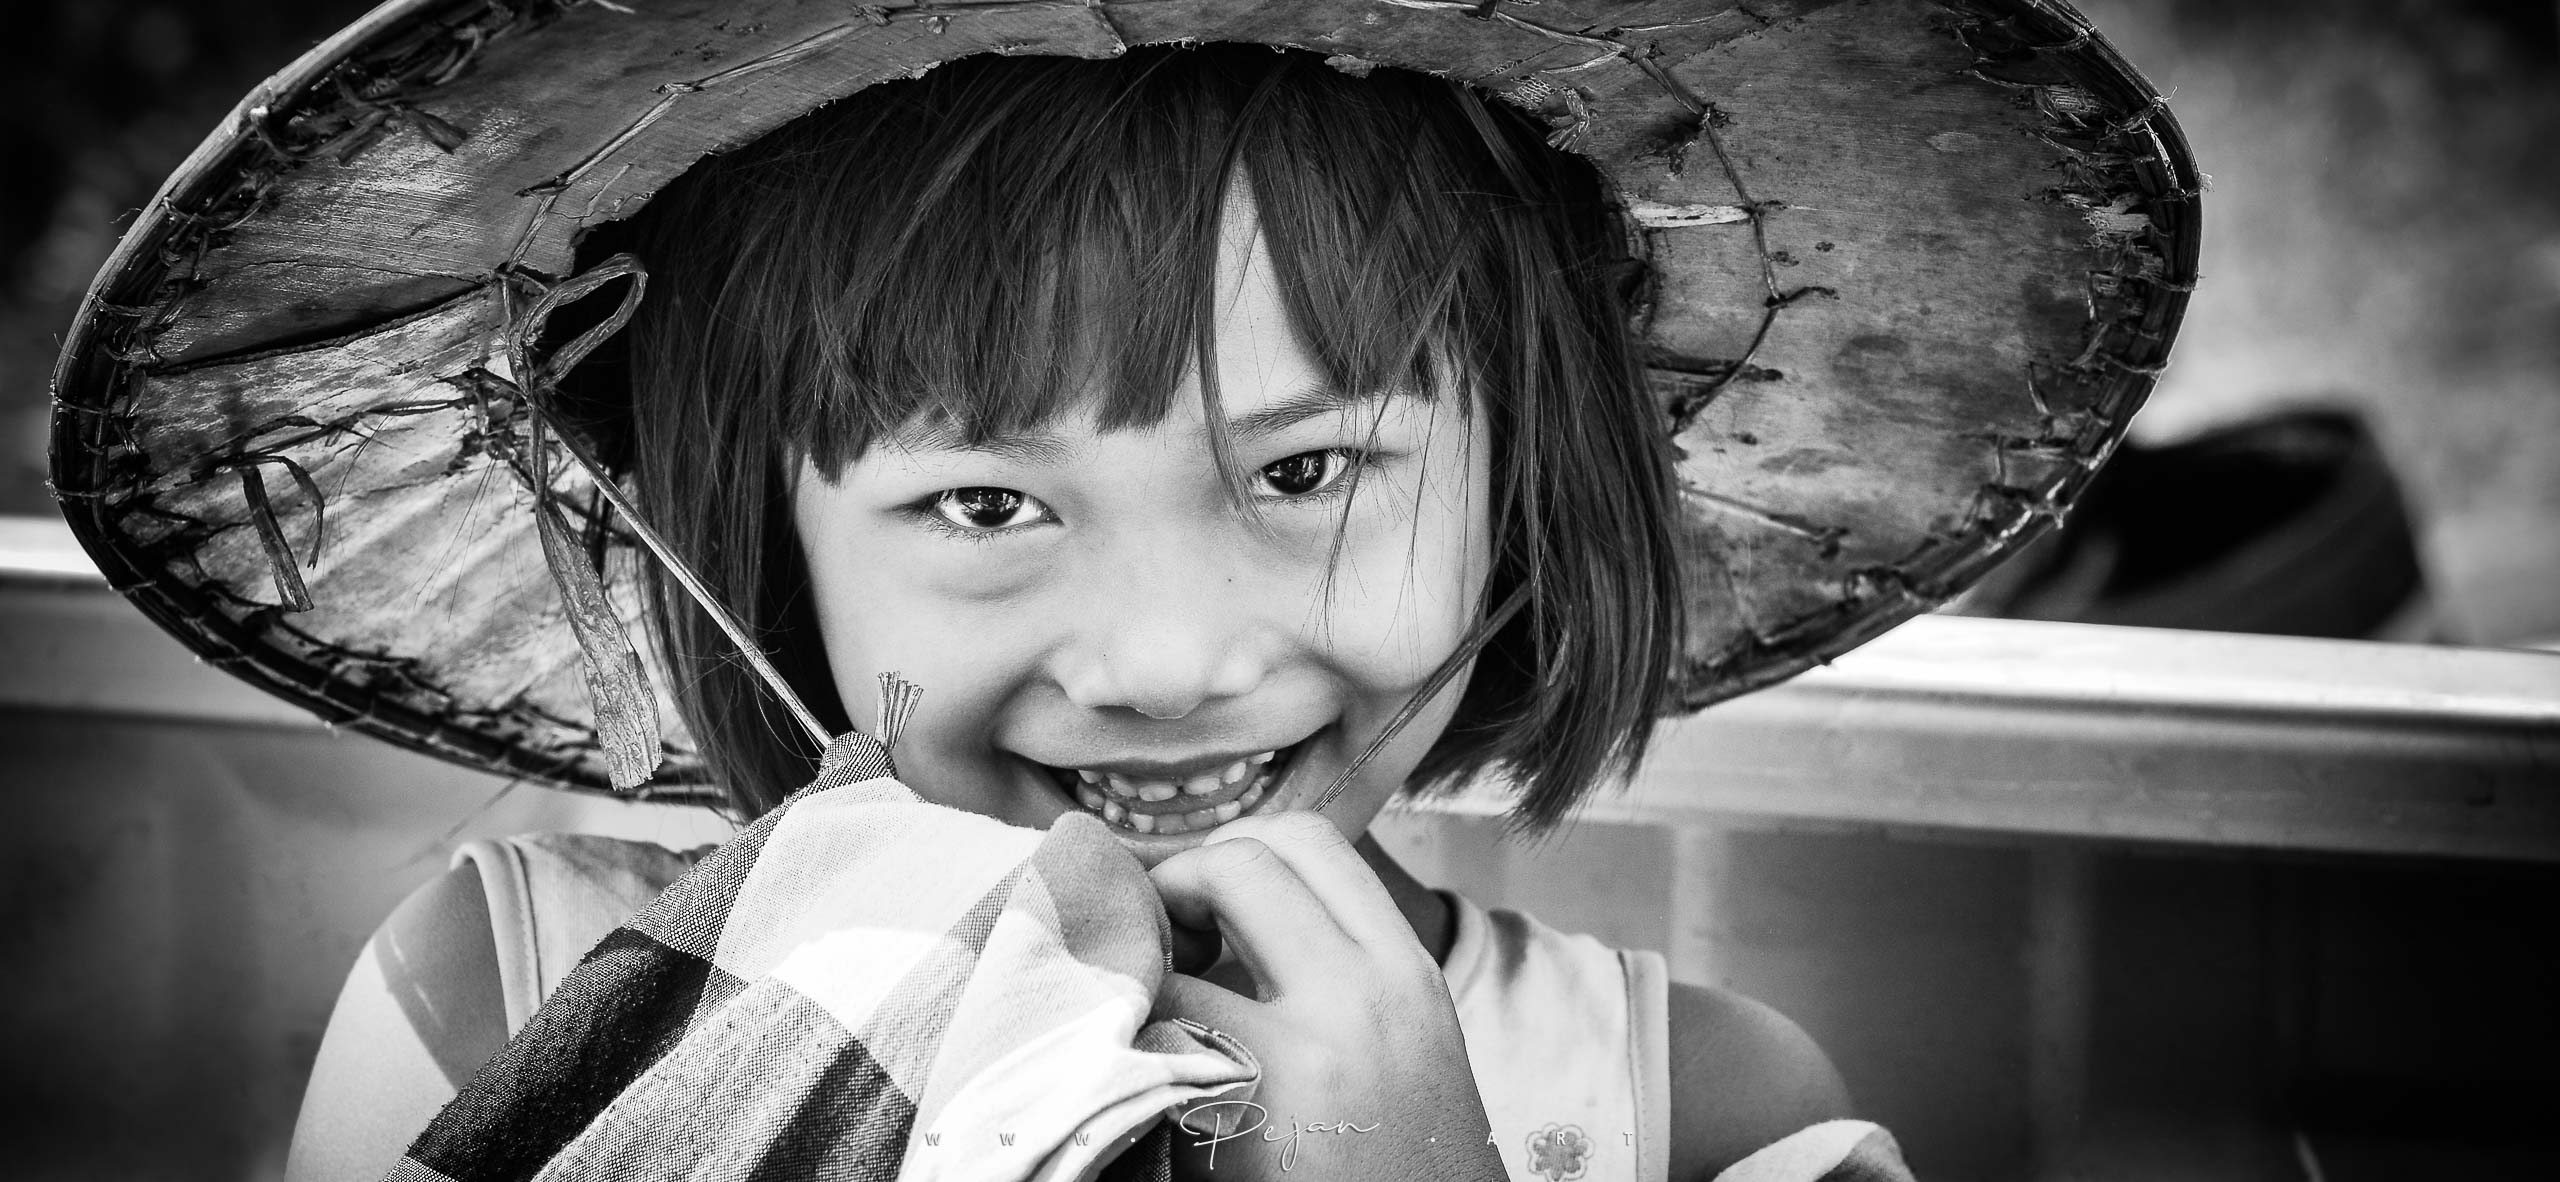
left=1050, top=536, right=1276, bottom=720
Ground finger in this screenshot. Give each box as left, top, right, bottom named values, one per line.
left=1149, top=974, right=1272, bottom=1127
left=1150, top=835, right=1356, bottom=1000
left=1149, top=968, right=1259, bottom=1034
left=1150, top=977, right=1273, bottom=1145
left=1199, top=811, right=1417, bottom=954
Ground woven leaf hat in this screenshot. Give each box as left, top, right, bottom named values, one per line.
left=50, top=0, right=2198, bottom=806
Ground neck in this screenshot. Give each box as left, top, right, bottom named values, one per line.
left=1356, top=831, right=1456, bottom=968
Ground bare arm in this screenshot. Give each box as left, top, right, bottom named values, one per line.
left=1664, top=980, right=1855, bottom=1182
left=284, top=864, right=510, bottom=1182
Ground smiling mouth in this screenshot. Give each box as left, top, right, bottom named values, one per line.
left=1039, top=741, right=1307, bottom=836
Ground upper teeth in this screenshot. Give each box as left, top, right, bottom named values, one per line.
left=1079, top=751, right=1275, bottom=801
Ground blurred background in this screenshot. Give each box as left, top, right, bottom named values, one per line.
left=2, top=0, right=2555, bottom=1179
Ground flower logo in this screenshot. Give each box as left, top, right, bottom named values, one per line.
left=1525, top=1122, right=1594, bottom=1181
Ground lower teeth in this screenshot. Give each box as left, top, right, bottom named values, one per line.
left=1087, top=777, right=1269, bottom=835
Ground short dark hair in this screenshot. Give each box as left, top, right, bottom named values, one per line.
left=598, top=44, right=1684, bottom=835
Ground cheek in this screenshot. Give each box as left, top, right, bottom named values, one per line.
left=792, top=512, right=1050, bottom=777
left=796, top=568, right=1052, bottom=814
left=1313, top=438, right=1495, bottom=688
left=803, top=563, right=1030, bottom=722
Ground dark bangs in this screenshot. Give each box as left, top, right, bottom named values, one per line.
left=604, top=45, right=1684, bottom=834
left=734, top=47, right=1496, bottom=478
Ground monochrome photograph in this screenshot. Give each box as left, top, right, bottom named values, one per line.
left=2, top=1, right=2553, bottom=1179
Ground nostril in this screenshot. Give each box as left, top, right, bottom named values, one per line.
left=1059, top=672, right=1205, bottom=721
left=1050, top=632, right=1270, bottom=719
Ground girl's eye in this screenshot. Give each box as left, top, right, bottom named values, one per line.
left=929, top=486, right=1049, bottom=532
left=1258, top=449, right=1358, bottom=498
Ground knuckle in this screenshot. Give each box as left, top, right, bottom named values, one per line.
left=1275, top=808, right=1338, bottom=836
left=1261, top=809, right=1343, bottom=846
left=1366, top=935, right=1452, bottom=992
left=1396, top=954, right=1457, bottom=998
left=1203, top=836, right=1284, bottom=885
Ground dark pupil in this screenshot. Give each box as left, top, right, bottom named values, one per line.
left=1265, top=452, right=1328, bottom=496
left=953, top=487, right=1022, bottom=527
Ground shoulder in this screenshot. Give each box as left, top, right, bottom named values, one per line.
left=284, top=834, right=705, bottom=1181
left=1662, top=979, right=1853, bottom=1182
left=284, top=862, right=509, bottom=1182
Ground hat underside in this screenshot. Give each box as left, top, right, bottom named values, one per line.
left=51, top=0, right=2197, bottom=800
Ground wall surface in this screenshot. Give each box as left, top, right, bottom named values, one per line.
left=0, top=707, right=730, bottom=1180
left=2075, top=0, right=2560, bottom=643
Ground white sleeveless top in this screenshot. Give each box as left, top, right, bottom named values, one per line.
left=455, top=834, right=1672, bottom=1182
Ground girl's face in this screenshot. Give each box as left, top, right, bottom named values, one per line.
left=791, top=196, right=1494, bottom=867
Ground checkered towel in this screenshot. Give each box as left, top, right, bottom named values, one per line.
left=385, top=731, right=1261, bottom=1182
left=1716, top=1120, right=1916, bottom=1182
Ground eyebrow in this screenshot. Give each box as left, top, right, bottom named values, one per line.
left=887, top=421, right=1079, bottom=465
left=890, top=385, right=1408, bottom=461
left=1225, top=385, right=1406, bottom=440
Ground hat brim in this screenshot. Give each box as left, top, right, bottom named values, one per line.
left=51, top=0, right=2198, bottom=801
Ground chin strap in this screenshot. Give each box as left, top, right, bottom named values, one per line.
left=500, top=253, right=864, bottom=784
left=1305, top=581, right=1527, bottom=814
left=518, top=379, right=838, bottom=755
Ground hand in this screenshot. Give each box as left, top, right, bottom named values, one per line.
left=1147, top=812, right=1507, bottom=1182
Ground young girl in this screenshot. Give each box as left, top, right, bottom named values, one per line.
left=289, top=46, right=1848, bottom=1181
left=51, top=3, right=2193, bottom=1180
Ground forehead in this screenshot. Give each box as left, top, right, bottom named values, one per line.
left=882, top=192, right=1441, bottom=460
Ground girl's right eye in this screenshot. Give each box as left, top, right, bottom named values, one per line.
left=926, top=486, right=1052, bottom=534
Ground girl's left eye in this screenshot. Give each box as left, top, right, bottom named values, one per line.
left=927, top=486, right=1052, bottom=533
left=1256, top=449, right=1362, bottom=499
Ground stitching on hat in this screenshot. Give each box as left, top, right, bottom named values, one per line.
left=1668, top=0, right=2200, bottom=701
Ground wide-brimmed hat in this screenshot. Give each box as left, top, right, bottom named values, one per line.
left=50, top=0, right=2199, bottom=804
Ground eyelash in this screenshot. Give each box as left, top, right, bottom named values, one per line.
left=912, top=492, right=1045, bottom=544
left=909, top=448, right=1382, bottom=542
left=1254, top=447, right=1374, bottom=504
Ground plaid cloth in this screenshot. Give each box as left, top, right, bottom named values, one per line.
left=1715, top=1121, right=1915, bottom=1182
left=386, top=731, right=1260, bottom=1182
